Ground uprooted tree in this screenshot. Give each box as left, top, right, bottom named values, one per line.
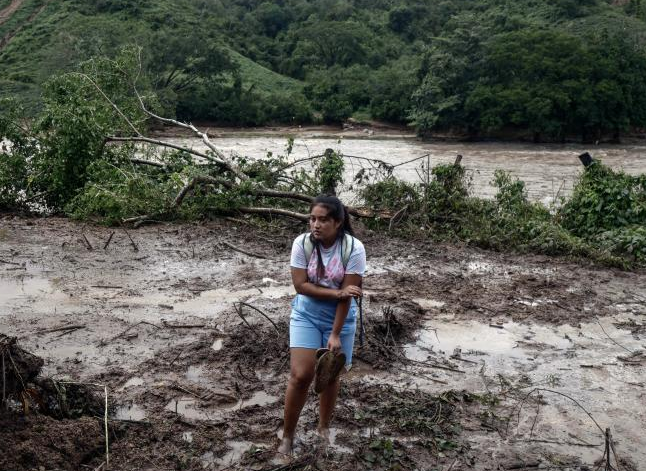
left=1, top=46, right=645, bottom=266
left=0, top=46, right=392, bottom=226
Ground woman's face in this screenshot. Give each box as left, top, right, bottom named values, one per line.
left=309, top=204, right=341, bottom=243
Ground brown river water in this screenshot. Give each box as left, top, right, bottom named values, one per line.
left=164, top=129, right=646, bottom=206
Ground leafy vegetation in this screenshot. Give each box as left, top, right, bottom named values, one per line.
left=1, top=40, right=646, bottom=267
left=2, top=0, right=646, bottom=136
left=559, top=162, right=646, bottom=262
left=359, top=161, right=641, bottom=266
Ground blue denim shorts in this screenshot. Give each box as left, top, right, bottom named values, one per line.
left=289, top=294, right=357, bottom=367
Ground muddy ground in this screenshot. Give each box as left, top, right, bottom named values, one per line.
left=1, top=216, right=645, bottom=471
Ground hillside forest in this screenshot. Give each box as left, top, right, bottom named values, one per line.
left=2, top=0, right=646, bottom=140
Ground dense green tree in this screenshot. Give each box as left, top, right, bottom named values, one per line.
left=413, top=23, right=646, bottom=140
left=388, top=6, right=414, bottom=33
left=252, top=2, right=292, bottom=37
left=2, top=0, right=646, bottom=134
left=147, top=29, right=236, bottom=94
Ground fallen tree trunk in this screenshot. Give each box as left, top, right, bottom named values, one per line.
left=73, top=66, right=397, bottom=226
left=121, top=173, right=392, bottom=226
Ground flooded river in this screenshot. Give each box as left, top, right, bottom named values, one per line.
left=165, top=130, right=646, bottom=206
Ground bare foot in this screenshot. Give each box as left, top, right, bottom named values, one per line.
left=277, top=437, right=293, bottom=456
left=317, top=427, right=330, bottom=446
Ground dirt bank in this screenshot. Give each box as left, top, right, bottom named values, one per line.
left=1, top=216, right=644, bottom=470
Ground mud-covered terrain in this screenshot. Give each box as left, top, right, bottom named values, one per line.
left=1, top=216, right=645, bottom=471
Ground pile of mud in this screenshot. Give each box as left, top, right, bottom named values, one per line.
left=1, top=335, right=107, bottom=470
left=0, top=414, right=104, bottom=470
left=1, top=334, right=43, bottom=397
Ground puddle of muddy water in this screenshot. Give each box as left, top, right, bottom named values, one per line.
left=114, top=403, right=147, bottom=421
left=166, top=397, right=214, bottom=421
left=119, top=377, right=145, bottom=390
left=239, top=390, right=278, bottom=408
left=109, top=284, right=295, bottom=322
left=405, top=318, right=572, bottom=361
left=177, top=285, right=294, bottom=313
left=166, top=390, right=279, bottom=421
left=211, top=339, right=224, bottom=351
left=399, top=315, right=646, bottom=466
left=186, top=364, right=208, bottom=384
left=464, top=260, right=556, bottom=279
left=0, top=276, right=70, bottom=313
left=413, top=298, right=445, bottom=310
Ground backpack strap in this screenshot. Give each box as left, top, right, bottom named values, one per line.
left=302, top=233, right=314, bottom=265
left=340, top=233, right=355, bottom=269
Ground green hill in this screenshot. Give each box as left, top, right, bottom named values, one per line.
left=227, top=48, right=304, bottom=96
left=1, top=0, right=646, bottom=136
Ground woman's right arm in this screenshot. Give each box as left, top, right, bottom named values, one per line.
left=291, top=267, right=361, bottom=301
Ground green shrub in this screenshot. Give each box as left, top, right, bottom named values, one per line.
left=598, top=225, right=646, bottom=263
left=559, top=161, right=646, bottom=236
left=66, top=158, right=173, bottom=225
left=0, top=100, right=33, bottom=210
left=360, top=177, right=422, bottom=212
left=315, top=149, right=344, bottom=195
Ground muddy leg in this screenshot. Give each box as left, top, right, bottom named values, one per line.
left=279, top=348, right=316, bottom=454
left=317, top=374, right=341, bottom=442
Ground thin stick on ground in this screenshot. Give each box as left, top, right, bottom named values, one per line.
left=105, top=321, right=160, bottom=343
left=82, top=233, right=93, bottom=250
left=0, top=259, right=21, bottom=266
left=37, top=324, right=86, bottom=335
left=2, top=353, right=5, bottom=407
left=103, top=231, right=115, bottom=250
left=122, top=228, right=139, bottom=251
left=609, top=429, right=621, bottom=471
left=512, top=388, right=605, bottom=437
left=397, top=353, right=465, bottom=374
left=222, top=240, right=271, bottom=260
left=236, top=302, right=280, bottom=333
left=233, top=303, right=258, bottom=337
left=517, top=438, right=601, bottom=447
left=595, top=318, right=634, bottom=355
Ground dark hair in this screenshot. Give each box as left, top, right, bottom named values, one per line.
left=309, top=195, right=354, bottom=280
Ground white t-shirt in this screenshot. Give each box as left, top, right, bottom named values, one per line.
left=290, top=233, right=366, bottom=289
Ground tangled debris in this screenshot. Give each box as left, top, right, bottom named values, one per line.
left=1, top=334, right=44, bottom=401
left=356, top=303, right=424, bottom=369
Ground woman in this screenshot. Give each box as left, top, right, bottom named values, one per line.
left=278, top=195, right=366, bottom=455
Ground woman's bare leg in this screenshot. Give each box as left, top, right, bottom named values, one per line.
left=317, top=374, right=342, bottom=441
left=278, top=348, right=317, bottom=454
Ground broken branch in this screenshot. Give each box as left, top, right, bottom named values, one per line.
left=222, top=240, right=271, bottom=260
left=108, top=136, right=223, bottom=165
left=235, top=302, right=280, bottom=333
left=103, top=231, right=115, bottom=250
left=237, top=206, right=308, bottom=221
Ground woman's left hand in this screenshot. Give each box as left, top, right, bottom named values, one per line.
left=327, top=333, right=342, bottom=353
